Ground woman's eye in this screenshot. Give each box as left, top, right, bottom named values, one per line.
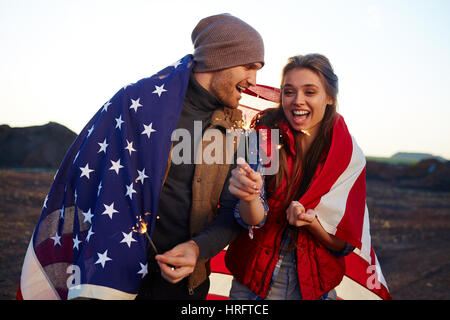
left=305, top=91, right=315, bottom=95
left=283, top=90, right=294, bottom=96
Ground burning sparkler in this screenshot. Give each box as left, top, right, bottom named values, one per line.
left=132, top=214, right=158, bottom=254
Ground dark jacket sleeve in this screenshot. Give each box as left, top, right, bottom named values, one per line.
left=191, top=164, right=244, bottom=259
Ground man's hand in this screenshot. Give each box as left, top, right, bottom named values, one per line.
left=286, top=201, right=316, bottom=227
left=155, top=240, right=199, bottom=284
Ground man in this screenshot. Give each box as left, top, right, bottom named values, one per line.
left=18, top=13, right=264, bottom=300
left=137, top=13, right=264, bottom=299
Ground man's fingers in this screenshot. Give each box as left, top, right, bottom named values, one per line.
left=158, top=262, right=193, bottom=284
left=156, top=253, right=195, bottom=284
left=155, top=254, right=194, bottom=267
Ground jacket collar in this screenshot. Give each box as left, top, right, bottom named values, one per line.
left=210, top=107, right=243, bottom=130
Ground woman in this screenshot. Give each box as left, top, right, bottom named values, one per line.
left=225, top=54, right=358, bottom=300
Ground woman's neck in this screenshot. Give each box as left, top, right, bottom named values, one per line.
left=300, top=123, right=320, bottom=155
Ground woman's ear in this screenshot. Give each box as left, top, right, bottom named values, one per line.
left=326, top=96, right=334, bottom=106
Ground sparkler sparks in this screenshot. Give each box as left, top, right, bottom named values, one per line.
left=132, top=214, right=158, bottom=254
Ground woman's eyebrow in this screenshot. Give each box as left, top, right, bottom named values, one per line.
left=302, top=83, right=319, bottom=88
left=282, top=83, right=319, bottom=88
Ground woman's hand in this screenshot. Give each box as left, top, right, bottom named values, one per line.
left=286, top=201, right=316, bottom=227
left=228, top=157, right=263, bottom=203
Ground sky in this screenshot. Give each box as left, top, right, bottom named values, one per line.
left=1, top=0, right=450, bottom=159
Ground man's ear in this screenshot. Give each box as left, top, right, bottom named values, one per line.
left=193, top=72, right=213, bottom=92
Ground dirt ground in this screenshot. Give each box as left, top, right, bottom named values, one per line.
left=1, top=169, right=449, bottom=300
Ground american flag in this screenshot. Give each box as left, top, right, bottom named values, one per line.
left=208, top=87, right=392, bottom=300
left=18, top=55, right=193, bottom=300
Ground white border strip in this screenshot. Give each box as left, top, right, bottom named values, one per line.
left=68, top=284, right=136, bottom=300
left=335, top=275, right=381, bottom=300
left=315, top=136, right=366, bottom=236
left=20, top=236, right=60, bottom=300
left=208, top=273, right=233, bottom=298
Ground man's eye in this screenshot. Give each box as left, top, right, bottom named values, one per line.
left=305, top=91, right=315, bottom=95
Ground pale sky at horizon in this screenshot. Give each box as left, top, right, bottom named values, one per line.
left=1, top=0, right=450, bottom=159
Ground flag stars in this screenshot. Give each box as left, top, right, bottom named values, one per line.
left=86, top=227, right=95, bottom=243
left=125, top=183, right=137, bottom=200
left=120, top=231, right=137, bottom=248
left=95, top=250, right=112, bottom=268
left=80, top=163, right=94, bottom=179
left=125, top=140, right=137, bottom=156
left=115, top=115, right=124, bottom=130
left=136, top=168, right=149, bottom=184
left=97, top=181, right=102, bottom=197
left=109, top=159, right=124, bottom=175
left=73, top=235, right=81, bottom=250
left=137, top=262, right=148, bottom=279
left=82, top=208, right=94, bottom=224
left=129, top=98, right=143, bottom=112
left=152, top=84, right=167, bottom=97
left=98, top=138, right=109, bottom=154
left=51, top=232, right=61, bottom=246
left=73, top=150, right=80, bottom=164
left=43, top=194, right=49, bottom=209
left=170, top=59, right=182, bottom=69
left=102, top=101, right=112, bottom=112
left=102, top=202, right=119, bottom=220
left=123, top=83, right=133, bottom=90
left=141, top=123, right=156, bottom=139
left=87, top=125, right=95, bottom=138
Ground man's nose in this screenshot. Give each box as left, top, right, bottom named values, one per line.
left=247, top=70, right=257, bottom=87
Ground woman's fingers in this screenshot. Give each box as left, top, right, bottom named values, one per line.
left=286, top=201, right=315, bottom=227
left=228, top=183, right=255, bottom=200
left=236, top=158, right=262, bottom=184
left=230, top=167, right=261, bottom=194
left=298, top=209, right=316, bottom=223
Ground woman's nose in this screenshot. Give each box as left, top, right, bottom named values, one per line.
left=294, top=92, right=306, bottom=106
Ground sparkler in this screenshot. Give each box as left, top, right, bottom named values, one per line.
left=300, top=129, right=311, bottom=136
left=132, top=214, right=158, bottom=254
left=132, top=214, right=180, bottom=271
left=241, top=122, right=250, bottom=164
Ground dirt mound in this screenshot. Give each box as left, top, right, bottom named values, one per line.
left=366, top=159, right=450, bottom=191
left=0, top=122, right=77, bottom=169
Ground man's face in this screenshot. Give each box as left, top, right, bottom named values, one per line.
left=208, top=62, right=263, bottom=108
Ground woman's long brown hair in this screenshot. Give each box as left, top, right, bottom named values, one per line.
left=256, top=54, right=339, bottom=212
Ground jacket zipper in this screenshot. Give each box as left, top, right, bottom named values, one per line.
left=257, top=223, right=286, bottom=297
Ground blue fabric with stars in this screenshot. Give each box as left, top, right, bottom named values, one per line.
left=31, top=55, right=193, bottom=299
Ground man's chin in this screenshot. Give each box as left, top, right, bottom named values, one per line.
left=220, top=99, right=239, bottom=109
left=228, top=98, right=241, bottom=109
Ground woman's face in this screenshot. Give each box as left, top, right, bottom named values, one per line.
left=281, top=68, right=333, bottom=139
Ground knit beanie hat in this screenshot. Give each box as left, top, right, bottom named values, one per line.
left=191, top=13, right=265, bottom=72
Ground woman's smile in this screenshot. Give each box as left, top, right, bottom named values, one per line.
left=281, top=68, right=333, bottom=139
